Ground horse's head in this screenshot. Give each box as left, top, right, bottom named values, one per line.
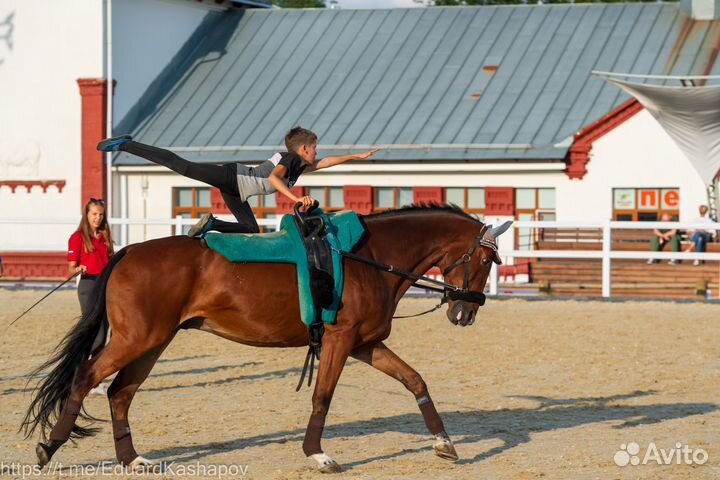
left=441, top=220, right=513, bottom=326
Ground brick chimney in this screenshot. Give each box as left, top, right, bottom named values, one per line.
left=77, top=78, right=109, bottom=204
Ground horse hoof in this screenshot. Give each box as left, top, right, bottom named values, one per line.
left=433, top=435, right=459, bottom=461
left=127, top=456, right=158, bottom=472
left=36, top=443, right=51, bottom=467
left=36, top=440, right=62, bottom=468
left=310, top=453, right=343, bottom=473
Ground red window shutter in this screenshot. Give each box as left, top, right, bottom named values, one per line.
left=276, top=187, right=305, bottom=213
left=343, top=185, right=373, bottom=214
left=413, top=187, right=443, bottom=205
left=209, top=187, right=230, bottom=214
left=485, top=187, right=515, bottom=216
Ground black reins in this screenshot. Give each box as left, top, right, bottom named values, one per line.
left=332, top=225, right=498, bottom=318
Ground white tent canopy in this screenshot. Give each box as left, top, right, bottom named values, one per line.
left=594, top=71, right=720, bottom=185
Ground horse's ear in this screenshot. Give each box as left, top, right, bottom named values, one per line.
left=485, top=221, right=513, bottom=239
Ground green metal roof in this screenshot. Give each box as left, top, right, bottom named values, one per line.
left=115, top=4, right=720, bottom=165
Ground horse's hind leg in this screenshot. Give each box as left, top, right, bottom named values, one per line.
left=107, top=342, right=170, bottom=469
left=36, top=339, right=156, bottom=466
left=351, top=341, right=458, bottom=461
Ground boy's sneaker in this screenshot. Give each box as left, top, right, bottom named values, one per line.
left=188, top=213, right=215, bottom=238
left=693, top=259, right=701, bottom=266
left=668, top=259, right=679, bottom=265
left=97, top=135, right=132, bottom=152
left=646, top=259, right=658, bottom=265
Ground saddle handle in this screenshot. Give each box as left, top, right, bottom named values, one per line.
left=294, top=201, right=323, bottom=236
left=294, top=200, right=320, bottom=216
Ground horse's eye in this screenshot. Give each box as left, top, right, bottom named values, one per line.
left=482, top=258, right=491, bottom=266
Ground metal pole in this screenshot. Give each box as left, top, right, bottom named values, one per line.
left=105, top=0, right=113, bottom=217
left=602, top=220, right=611, bottom=298
left=707, top=181, right=718, bottom=222
left=120, top=174, right=128, bottom=246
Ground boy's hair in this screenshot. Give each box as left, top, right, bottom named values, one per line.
left=285, top=127, right=317, bottom=153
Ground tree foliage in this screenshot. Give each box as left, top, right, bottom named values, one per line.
left=273, top=0, right=326, bottom=7
left=432, top=0, right=675, bottom=4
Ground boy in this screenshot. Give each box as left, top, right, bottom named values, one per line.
left=98, top=127, right=377, bottom=237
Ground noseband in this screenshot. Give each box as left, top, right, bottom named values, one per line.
left=441, top=225, right=497, bottom=306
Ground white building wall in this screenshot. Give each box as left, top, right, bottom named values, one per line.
left=112, top=0, right=210, bottom=124
left=0, top=0, right=214, bottom=251
left=0, top=0, right=104, bottom=250
left=116, top=165, right=567, bottom=246
left=556, top=110, right=707, bottom=222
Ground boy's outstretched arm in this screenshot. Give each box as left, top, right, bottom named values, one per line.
left=311, top=149, right=379, bottom=171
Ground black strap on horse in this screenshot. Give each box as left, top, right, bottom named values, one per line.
left=293, top=201, right=334, bottom=309
left=293, top=201, right=333, bottom=392
left=296, top=322, right=324, bottom=392
left=333, top=224, right=493, bottom=319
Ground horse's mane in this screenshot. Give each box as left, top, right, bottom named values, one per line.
left=365, top=203, right=481, bottom=223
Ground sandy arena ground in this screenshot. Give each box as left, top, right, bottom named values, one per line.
left=0, top=289, right=719, bottom=479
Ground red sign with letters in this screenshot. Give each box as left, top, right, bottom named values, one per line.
left=637, top=189, right=659, bottom=211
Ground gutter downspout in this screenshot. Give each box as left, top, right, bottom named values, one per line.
left=105, top=0, right=113, bottom=219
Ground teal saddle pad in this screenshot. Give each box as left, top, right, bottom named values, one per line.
left=204, top=210, right=365, bottom=326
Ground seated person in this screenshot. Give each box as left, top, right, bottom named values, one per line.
left=684, top=205, right=716, bottom=266
left=647, top=213, right=680, bottom=265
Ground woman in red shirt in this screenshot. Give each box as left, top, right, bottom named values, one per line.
left=68, top=198, right=114, bottom=355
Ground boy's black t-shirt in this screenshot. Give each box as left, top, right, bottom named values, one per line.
left=277, top=152, right=307, bottom=187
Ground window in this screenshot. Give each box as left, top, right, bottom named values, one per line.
left=444, top=187, right=485, bottom=220
left=172, top=187, right=212, bottom=235
left=247, top=194, right=279, bottom=232
left=516, top=188, right=556, bottom=250
left=373, top=187, right=413, bottom=211
left=612, top=188, right=679, bottom=221
left=307, top=186, right=345, bottom=211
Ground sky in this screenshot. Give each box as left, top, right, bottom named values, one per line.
left=331, top=0, right=424, bottom=9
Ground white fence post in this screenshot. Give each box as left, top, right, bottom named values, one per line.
left=602, top=219, right=611, bottom=298
left=489, top=262, right=499, bottom=296
left=175, top=215, right=184, bottom=236
left=120, top=174, right=129, bottom=247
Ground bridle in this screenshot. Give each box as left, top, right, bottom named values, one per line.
left=336, top=224, right=500, bottom=318
left=438, top=224, right=497, bottom=306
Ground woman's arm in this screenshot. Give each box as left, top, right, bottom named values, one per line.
left=68, top=261, right=86, bottom=275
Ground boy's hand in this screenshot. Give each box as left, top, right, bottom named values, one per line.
left=298, top=195, right=316, bottom=209
left=353, top=149, right=379, bottom=160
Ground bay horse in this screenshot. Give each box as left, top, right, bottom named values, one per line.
left=22, top=205, right=511, bottom=473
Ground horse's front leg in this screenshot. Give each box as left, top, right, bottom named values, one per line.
left=302, top=329, right=356, bottom=473
left=351, top=341, right=458, bottom=461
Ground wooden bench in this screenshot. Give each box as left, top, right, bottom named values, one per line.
left=528, top=228, right=720, bottom=299
left=529, top=259, right=719, bottom=299
left=539, top=227, right=651, bottom=243
left=537, top=228, right=720, bottom=251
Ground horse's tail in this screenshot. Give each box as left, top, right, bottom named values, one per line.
left=21, top=247, right=129, bottom=440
